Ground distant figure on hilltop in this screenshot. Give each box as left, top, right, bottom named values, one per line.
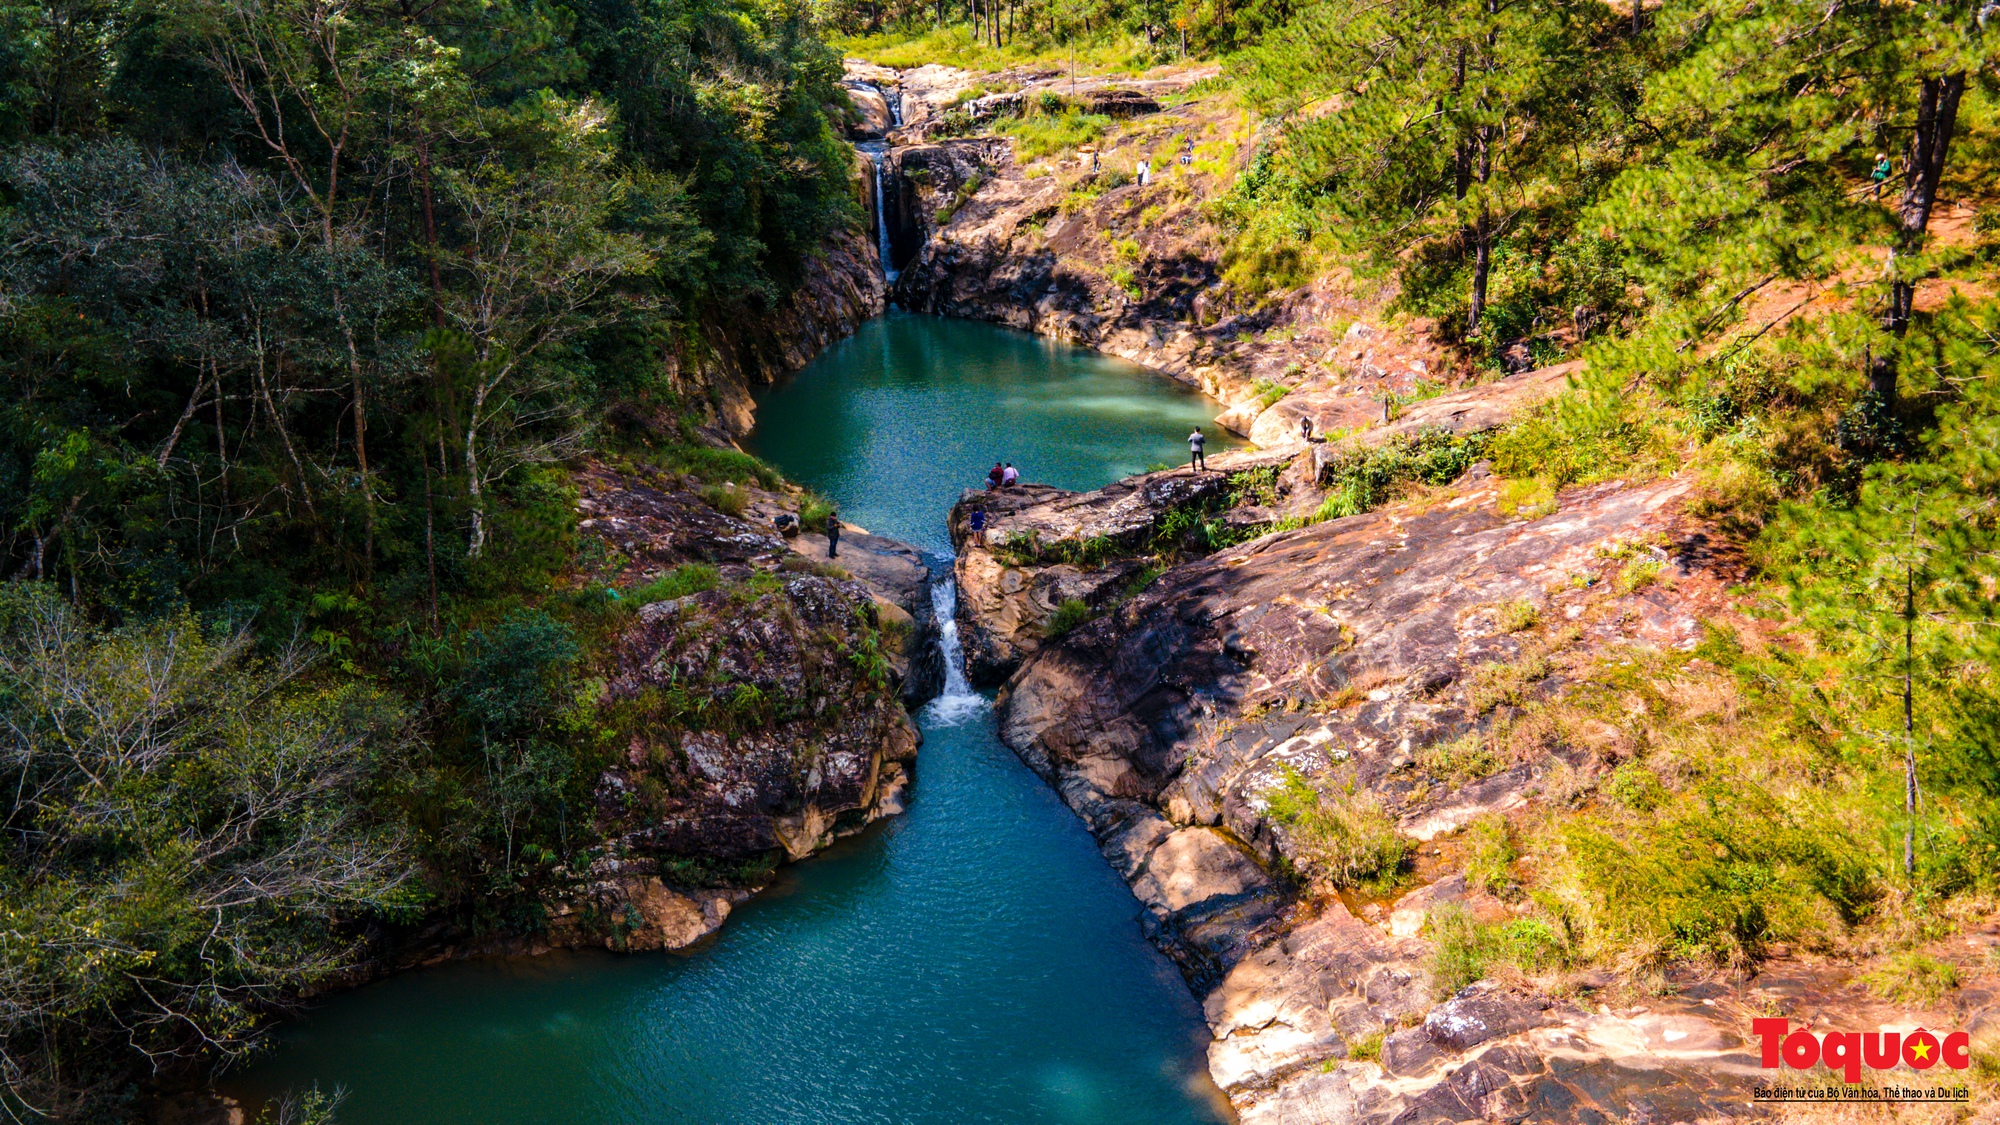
left=1299, top=414, right=1315, bottom=444
left=1187, top=427, right=1207, bottom=472
left=826, top=510, right=841, bottom=559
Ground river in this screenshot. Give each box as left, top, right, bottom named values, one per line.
left=228, top=312, right=1241, bottom=1124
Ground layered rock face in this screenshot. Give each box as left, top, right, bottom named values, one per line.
left=549, top=464, right=938, bottom=953
left=676, top=226, right=886, bottom=438
left=954, top=434, right=1984, bottom=1120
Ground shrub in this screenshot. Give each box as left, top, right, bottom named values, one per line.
left=1554, top=785, right=1875, bottom=964
left=1427, top=904, right=1567, bottom=999
left=1497, top=477, right=1558, bottom=520
left=1046, top=597, right=1095, bottom=637
left=1316, top=428, right=1487, bottom=519
left=1263, top=766, right=1411, bottom=889
left=1614, top=557, right=1664, bottom=594
left=1347, top=1029, right=1386, bottom=1064
left=799, top=493, right=837, bottom=533
left=699, top=482, right=750, bottom=517
left=1604, top=761, right=1667, bottom=812
left=1499, top=598, right=1540, bottom=633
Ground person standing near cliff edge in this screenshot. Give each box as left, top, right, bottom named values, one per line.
left=826, top=510, right=841, bottom=558
left=1187, top=427, right=1207, bottom=473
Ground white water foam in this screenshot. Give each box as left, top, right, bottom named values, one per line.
left=920, top=570, right=988, bottom=727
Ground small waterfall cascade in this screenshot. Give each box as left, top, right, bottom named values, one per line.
left=920, top=568, right=986, bottom=726
left=869, top=147, right=900, bottom=283
left=853, top=80, right=903, bottom=284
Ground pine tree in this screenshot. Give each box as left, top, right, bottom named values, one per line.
left=1241, top=0, right=1611, bottom=341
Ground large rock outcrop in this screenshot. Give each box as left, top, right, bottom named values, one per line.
left=961, top=439, right=1931, bottom=1117
left=547, top=464, right=938, bottom=952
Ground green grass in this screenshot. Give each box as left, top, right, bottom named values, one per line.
left=1861, top=952, right=1962, bottom=1006
left=831, top=24, right=1157, bottom=73
left=1417, top=732, right=1503, bottom=784
left=629, top=563, right=719, bottom=603
left=699, top=482, right=750, bottom=517
left=1427, top=904, right=1567, bottom=999
left=658, top=444, right=782, bottom=488
left=997, top=107, right=1114, bottom=160
left=1262, top=765, right=1410, bottom=889
left=1347, top=1029, right=1386, bottom=1064
left=1462, top=815, right=1519, bottom=895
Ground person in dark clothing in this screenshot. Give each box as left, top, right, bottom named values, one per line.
left=987, top=462, right=1005, bottom=490
left=826, top=511, right=841, bottom=558
left=1187, top=427, right=1207, bottom=472
left=1299, top=414, right=1315, bottom=443
left=968, top=507, right=987, bottom=533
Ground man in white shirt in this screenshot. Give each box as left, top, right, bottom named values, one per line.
left=1001, top=462, right=1019, bottom=487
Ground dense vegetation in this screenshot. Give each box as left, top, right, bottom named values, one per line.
left=0, top=0, right=855, bottom=1114
left=1, top=0, right=1996, bottom=1113
left=1217, top=0, right=2000, bottom=1008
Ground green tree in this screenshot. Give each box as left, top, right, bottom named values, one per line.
left=1240, top=0, right=1613, bottom=341
left=0, top=587, right=417, bottom=1111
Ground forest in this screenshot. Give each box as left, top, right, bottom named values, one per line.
left=0, top=0, right=857, bottom=1116
left=2, top=0, right=1998, bottom=1117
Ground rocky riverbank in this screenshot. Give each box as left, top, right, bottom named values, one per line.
left=532, top=462, right=943, bottom=955
left=947, top=375, right=2000, bottom=1121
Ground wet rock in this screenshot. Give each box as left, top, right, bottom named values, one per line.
left=546, top=876, right=751, bottom=953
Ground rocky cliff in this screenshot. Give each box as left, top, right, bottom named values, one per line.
left=673, top=226, right=887, bottom=438
left=948, top=380, right=2000, bottom=1119
left=538, top=463, right=939, bottom=954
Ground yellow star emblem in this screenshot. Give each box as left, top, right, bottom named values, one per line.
left=1909, top=1040, right=1933, bottom=1062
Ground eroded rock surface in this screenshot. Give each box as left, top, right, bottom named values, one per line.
left=540, top=464, right=935, bottom=951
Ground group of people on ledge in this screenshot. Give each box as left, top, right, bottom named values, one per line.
left=984, top=462, right=1020, bottom=489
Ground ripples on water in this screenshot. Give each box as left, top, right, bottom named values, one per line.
left=229, top=314, right=1238, bottom=1124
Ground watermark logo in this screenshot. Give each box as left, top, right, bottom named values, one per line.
left=1750, top=1018, right=1972, bottom=1103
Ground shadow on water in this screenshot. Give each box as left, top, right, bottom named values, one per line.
left=227, top=315, right=1239, bottom=1124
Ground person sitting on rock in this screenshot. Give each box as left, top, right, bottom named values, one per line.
left=986, top=462, right=1005, bottom=490
left=1187, top=427, right=1207, bottom=472
left=1001, top=462, right=1019, bottom=487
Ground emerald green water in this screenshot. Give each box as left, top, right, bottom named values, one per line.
left=229, top=313, right=1239, bottom=1124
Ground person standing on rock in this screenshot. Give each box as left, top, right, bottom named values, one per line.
left=1187, top=427, right=1207, bottom=473
left=1299, top=414, right=1315, bottom=444
left=826, top=510, right=841, bottom=559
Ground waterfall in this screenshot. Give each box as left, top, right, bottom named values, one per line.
left=867, top=146, right=900, bottom=284
left=920, top=568, right=986, bottom=726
